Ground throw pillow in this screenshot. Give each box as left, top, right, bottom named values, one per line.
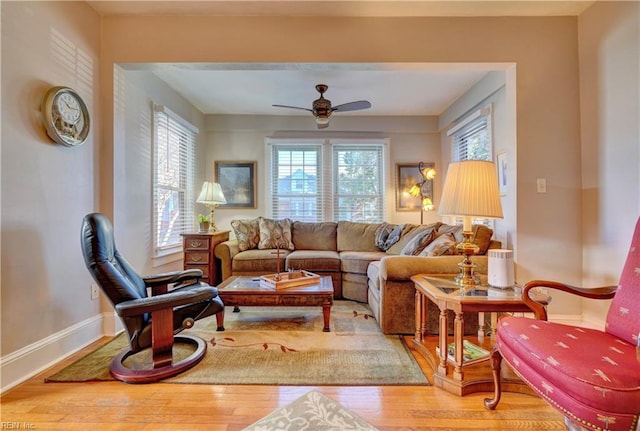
left=386, top=222, right=440, bottom=255
left=400, top=228, right=437, bottom=256
left=231, top=218, right=260, bottom=251
left=374, top=222, right=399, bottom=251
left=418, top=233, right=458, bottom=256
left=258, top=217, right=295, bottom=250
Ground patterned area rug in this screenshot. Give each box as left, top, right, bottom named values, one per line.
left=46, top=301, right=428, bottom=386
left=242, top=390, right=379, bottom=431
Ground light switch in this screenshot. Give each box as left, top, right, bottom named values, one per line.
left=536, top=178, right=547, bottom=193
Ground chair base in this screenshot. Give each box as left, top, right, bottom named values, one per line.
left=110, top=335, right=207, bottom=384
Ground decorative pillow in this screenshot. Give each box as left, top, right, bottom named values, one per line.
left=400, top=228, right=437, bottom=256
left=258, top=217, right=295, bottom=250
left=418, top=233, right=458, bottom=256
left=231, top=218, right=260, bottom=251
left=383, top=225, right=405, bottom=250
left=386, top=223, right=440, bottom=255
left=374, top=222, right=399, bottom=251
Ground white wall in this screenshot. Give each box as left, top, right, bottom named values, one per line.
left=204, top=114, right=441, bottom=233
left=1, top=1, right=102, bottom=390
left=113, top=69, right=206, bottom=274
left=579, top=1, right=640, bottom=326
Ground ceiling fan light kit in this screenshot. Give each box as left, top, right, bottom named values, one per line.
left=273, top=84, right=371, bottom=129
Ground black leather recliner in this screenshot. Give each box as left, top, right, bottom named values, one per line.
left=81, top=213, right=225, bottom=383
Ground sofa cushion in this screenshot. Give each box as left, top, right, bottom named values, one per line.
left=292, top=221, right=337, bottom=251
left=340, top=251, right=387, bottom=274
left=374, top=222, right=400, bottom=251
left=232, top=248, right=291, bottom=273
left=231, top=218, right=261, bottom=251
left=258, top=217, right=294, bottom=250
left=386, top=223, right=440, bottom=255
left=418, top=232, right=457, bottom=256
left=436, top=223, right=494, bottom=255
left=400, top=227, right=437, bottom=256
left=367, top=261, right=381, bottom=292
left=337, top=221, right=381, bottom=252
left=285, top=250, right=341, bottom=272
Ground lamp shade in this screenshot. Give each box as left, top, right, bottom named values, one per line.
left=196, top=182, right=226, bottom=205
left=438, top=160, right=503, bottom=220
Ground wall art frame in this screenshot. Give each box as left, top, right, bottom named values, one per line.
left=395, top=162, right=434, bottom=211
left=214, top=160, right=257, bottom=208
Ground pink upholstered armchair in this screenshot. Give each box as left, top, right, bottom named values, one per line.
left=484, top=217, right=640, bottom=431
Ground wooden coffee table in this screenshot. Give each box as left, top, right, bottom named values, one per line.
left=216, top=276, right=334, bottom=332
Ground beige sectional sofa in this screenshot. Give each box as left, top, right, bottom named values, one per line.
left=214, top=217, right=499, bottom=334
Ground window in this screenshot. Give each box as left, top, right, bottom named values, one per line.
left=333, top=144, right=384, bottom=222
left=153, top=105, right=198, bottom=256
left=448, top=105, right=492, bottom=161
left=267, top=139, right=387, bottom=222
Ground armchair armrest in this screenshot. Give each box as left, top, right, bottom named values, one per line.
left=522, top=280, right=617, bottom=321
left=115, top=285, right=216, bottom=317
left=143, top=269, right=203, bottom=289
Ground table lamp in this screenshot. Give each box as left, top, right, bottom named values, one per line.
left=438, top=160, right=503, bottom=286
left=196, top=182, right=226, bottom=232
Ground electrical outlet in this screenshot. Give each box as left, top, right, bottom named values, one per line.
left=91, top=284, right=99, bottom=300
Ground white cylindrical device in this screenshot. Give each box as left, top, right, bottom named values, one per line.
left=488, top=249, right=514, bottom=288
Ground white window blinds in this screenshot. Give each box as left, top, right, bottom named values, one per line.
left=332, top=144, right=384, bottom=222
left=153, top=105, right=197, bottom=256
left=269, top=143, right=323, bottom=222
left=448, top=105, right=492, bottom=161
left=267, top=139, right=386, bottom=223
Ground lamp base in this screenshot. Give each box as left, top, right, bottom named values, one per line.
left=454, top=231, right=481, bottom=286
left=208, top=205, right=219, bottom=233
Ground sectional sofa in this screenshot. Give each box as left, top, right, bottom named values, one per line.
left=214, top=217, right=499, bottom=334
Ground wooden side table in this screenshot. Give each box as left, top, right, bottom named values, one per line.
left=410, top=274, right=549, bottom=396
left=181, top=231, right=230, bottom=286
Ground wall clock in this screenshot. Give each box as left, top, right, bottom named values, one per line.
left=41, top=86, right=90, bottom=147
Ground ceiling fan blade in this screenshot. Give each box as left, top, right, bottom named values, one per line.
left=317, top=122, right=330, bottom=129
left=272, top=104, right=313, bottom=112
left=331, top=100, right=371, bottom=112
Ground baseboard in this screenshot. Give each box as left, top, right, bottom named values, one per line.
left=1, top=313, right=108, bottom=393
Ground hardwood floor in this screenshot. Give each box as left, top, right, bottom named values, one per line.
left=1, top=336, right=566, bottom=430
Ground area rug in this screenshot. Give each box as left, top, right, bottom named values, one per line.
left=242, top=390, right=379, bottom=430
left=46, top=301, right=428, bottom=386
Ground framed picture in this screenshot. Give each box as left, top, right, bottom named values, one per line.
left=497, top=152, right=507, bottom=196
left=214, top=161, right=257, bottom=208
left=395, top=162, right=434, bottom=211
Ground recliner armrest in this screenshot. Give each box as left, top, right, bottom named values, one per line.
left=115, top=286, right=216, bottom=317
left=142, top=269, right=203, bottom=287
left=522, top=280, right=617, bottom=321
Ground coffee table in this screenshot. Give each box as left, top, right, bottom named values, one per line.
left=216, top=276, right=334, bottom=332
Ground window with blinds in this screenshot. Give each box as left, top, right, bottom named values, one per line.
left=153, top=105, right=198, bottom=256
left=448, top=105, right=492, bottom=162
left=333, top=144, right=384, bottom=222
left=267, top=139, right=386, bottom=223
left=270, top=143, right=323, bottom=222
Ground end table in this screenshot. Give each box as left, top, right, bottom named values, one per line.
left=411, top=274, right=549, bottom=396
left=181, top=231, right=230, bottom=286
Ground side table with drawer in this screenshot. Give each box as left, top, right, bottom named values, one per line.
left=181, top=231, right=230, bottom=286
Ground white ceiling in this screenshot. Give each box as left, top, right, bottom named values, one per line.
left=102, top=1, right=595, bottom=117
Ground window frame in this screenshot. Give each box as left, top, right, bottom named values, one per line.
left=447, top=104, right=493, bottom=162
left=152, top=104, right=198, bottom=258
left=266, top=138, right=388, bottom=223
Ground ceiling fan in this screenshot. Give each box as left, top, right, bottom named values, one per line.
left=273, top=84, right=372, bottom=129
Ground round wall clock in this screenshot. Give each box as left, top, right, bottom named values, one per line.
left=41, top=86, right=90, bottom=147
